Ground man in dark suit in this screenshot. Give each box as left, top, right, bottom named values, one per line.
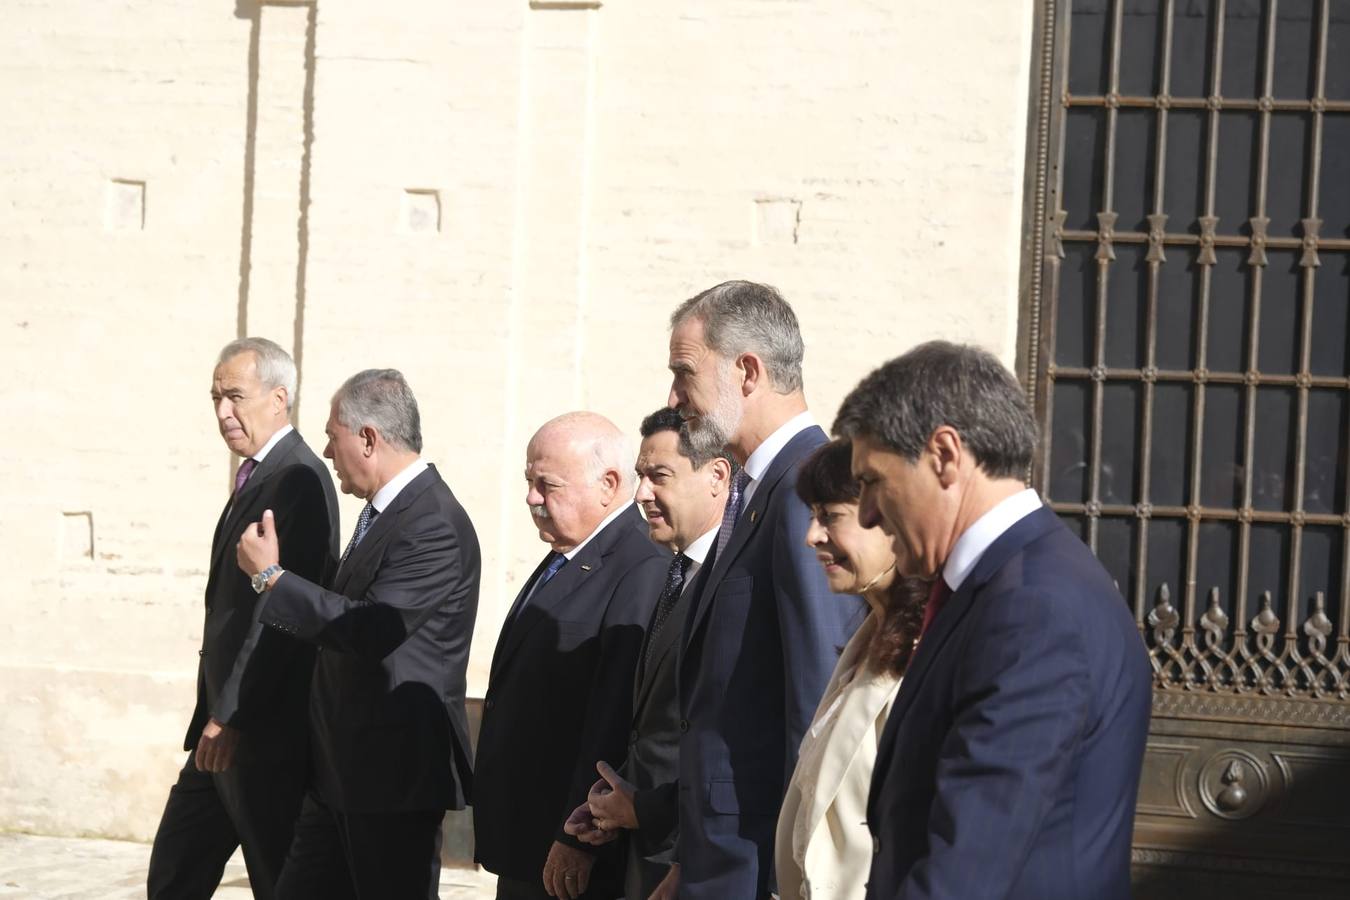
left=148, top=337, right=339, bottom=900
left=834, top=341, right=1152, bottom=899
left=474, top=411, right=669, bottom=900
left=236, top=368, right=480, bottom=900
left=562, top=407, right=732, bottom=898
left=660, top=281, right=866, bottom=899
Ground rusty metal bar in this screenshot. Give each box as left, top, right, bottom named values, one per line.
left=1186, top=0, right=1225, bottom=631
left=1134, top=0, right=1177, bottom=627
left=1049, top=366, right=1350, bottom=389
left=1285, top=0, right=1332, bottom=631
left=1065, top=95, right=1350, bottom=113
left=1037, top=0, right=1073, bottom=496
left=1049, top=501, right=1345, bottom=528
left=1059, top=229, right=1350, bottom=252
left=1236, top=0, right=1279, bottom=633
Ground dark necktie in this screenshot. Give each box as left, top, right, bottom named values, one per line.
left=642, top=553, right=691, bottom=671
left=917, top=576, right=951, bottom=643
left=233, top=458, right=257, bottom=496
left=537, top=552, right=568, bottom=589
left=713, top=469, right=752, bottom=562
left=340, top=502, right=379, bottom=565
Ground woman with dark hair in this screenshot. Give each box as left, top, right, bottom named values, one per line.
left=774, top=439, right=927, bottom=900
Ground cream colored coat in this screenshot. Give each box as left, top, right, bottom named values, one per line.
left=775, top=613, right=901, bottom=900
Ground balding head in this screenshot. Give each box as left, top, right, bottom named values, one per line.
left=524, top=411, right=635, bottom=552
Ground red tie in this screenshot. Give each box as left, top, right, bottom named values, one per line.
left=918, top=576, right=951, bottom=642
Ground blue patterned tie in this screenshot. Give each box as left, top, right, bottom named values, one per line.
left=642, top=553, right=691, bottom=672
left=714, top=469, right=751, bottom=563
left=537, top=552, right=568, bottom=589
left=340, top=502, right=378, bottom=565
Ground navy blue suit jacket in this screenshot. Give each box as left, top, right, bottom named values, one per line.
left=864, top=505, right=1152, bottom=899
left=676, top=424, right=866, bottom=898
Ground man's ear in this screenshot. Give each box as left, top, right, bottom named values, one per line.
left=599, top=468, right=622, bottom=504
left=360, top=425, right=379, bottom=456
left=272, top=386, right=289, bottom=416
left=930, top=426, right=964, bottom=487
left=738, top=352, right=765, bottom=397
left=706, top=457, right=732, bottom=496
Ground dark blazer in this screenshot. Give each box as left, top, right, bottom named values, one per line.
left=864, top=505, right=1152, bottom=900
left=622, top=550, right=699, bottom=899
left=676, top=424, right=866, bottom=899
left=186, top=428, right=339, bottom=765
left=473, top=504, right=669, bottom=895
left=259, top=464, right=480, bottom=813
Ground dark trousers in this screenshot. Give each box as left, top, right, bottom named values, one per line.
left=275, top=791, right=444, bottom=900
left=147, top=752, right=306, bottom=900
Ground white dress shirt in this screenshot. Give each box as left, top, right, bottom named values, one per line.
left=741, top=410, right=816, bottom=506
left=941, top=487, right=1043, bottom=591
left=370, top=458, right=429, bottom=513
left=678, top=526, right=718, bottom=594
left=250, top=423, right=294, bottom=464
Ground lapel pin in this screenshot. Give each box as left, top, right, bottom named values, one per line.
left=749, top=509, right=758, bottom=523
left=580, top=563, right=592, bottom=571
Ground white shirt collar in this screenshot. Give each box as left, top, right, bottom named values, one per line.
left=680, top=525, right=717, bottom=566
left=741, top=410, right=816, bottom=505
left=563, top=500, right=634, bottom=561
left=249, top=423, right=294, bottom=464
left=942, top=488, right=1043, bottom=591
left=370, top=458, right=429, bottom=513
left=678, top=526, right=719, bottom=594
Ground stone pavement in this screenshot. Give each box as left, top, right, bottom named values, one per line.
left=0, top=833, right=497, bottom=899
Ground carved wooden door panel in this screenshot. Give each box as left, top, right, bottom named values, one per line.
left=1020, top=1, right=1350, bottom=895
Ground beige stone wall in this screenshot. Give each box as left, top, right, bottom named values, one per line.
left=0, top=1, right=1033, bottom=839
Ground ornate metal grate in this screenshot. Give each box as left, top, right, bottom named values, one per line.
left=1024, top=0, right=1350, bottom=709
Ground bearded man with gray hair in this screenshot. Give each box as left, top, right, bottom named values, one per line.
left=236, top=368, right=481, bottom=899
left=149, top=337, right=339, bottom=900
left=658, top=281, right=865, bottom=899
left=474, top=412, right=669, bottom=900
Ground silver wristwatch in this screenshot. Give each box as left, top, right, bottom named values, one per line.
left=251, top=564, right=284, bottom=594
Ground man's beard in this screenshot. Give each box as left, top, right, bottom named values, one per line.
left=684, top=374, right=742, bottom=458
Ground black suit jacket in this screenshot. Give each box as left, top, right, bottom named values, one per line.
left=623, top=551, right=697, bottom=899
left=185, top=428, right=339, bottom=765
left=864, top=506, right=1152, bottom=899
left=473, top=504, right=669, bottom=893
left=676, top=425, right=866, bottom=899
left=259, top=464, right=481, bottom=813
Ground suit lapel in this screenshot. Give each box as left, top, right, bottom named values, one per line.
left=632, top=584, right=691, bottom=711
left=867, top=505, right=1062, bottom=825
left=491, top=505, right=640, bottom=677
left=333, top=465, right=439, bottom=595
left=207, top=430, right=302, bottom=593
left=683, top=425, right=826, bottom=644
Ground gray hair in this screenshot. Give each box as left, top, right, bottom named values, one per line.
left=670, top=280, right=805, bottom=393
left=218, top=337, right=297, bottom=412
left=832, top=341, right=1036, bottom=479
left=332, top=369, right=423, bottom=454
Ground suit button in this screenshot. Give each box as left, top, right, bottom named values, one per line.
left=484, top=699, right=495, bottom=711
left=205, top=606, right=213, bottom=614
left=872, top=837, right=881, bottom=855
left=198, top=650, right=206, bottom=657
left=679, top=719, right=689, bottom=733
